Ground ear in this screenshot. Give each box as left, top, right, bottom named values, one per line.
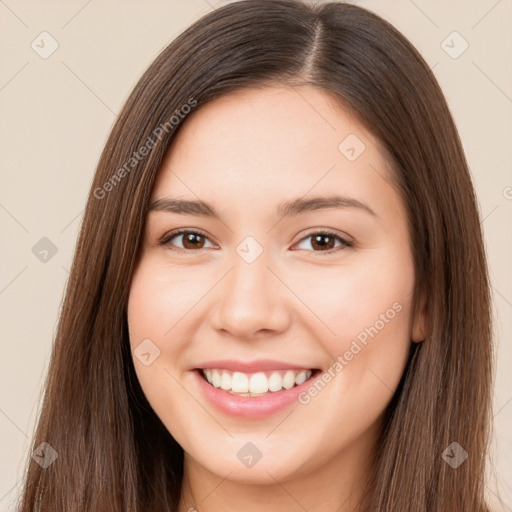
left=411, top=287, right=428, bottom=343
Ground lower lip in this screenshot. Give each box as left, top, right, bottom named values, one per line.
left=193, top=369, right=318, bottom=419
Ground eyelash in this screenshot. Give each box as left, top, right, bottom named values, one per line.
left=158, top=229, right=354, bottom=255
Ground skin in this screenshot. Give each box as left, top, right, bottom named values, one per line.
left=127, top=85, right=427, bottom=512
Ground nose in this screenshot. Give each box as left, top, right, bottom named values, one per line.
left=211, top=250, right=291, bottom=339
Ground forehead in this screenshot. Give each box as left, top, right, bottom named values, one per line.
left=151, top=86, right=399, bottom=222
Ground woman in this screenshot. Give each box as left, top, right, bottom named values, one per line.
left=17, top=1, right=493, bottom=510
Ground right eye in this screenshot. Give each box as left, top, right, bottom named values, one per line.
left=159, top=229, right=216, bottom=252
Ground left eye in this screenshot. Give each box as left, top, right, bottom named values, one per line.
left=293, top=232, right=352, bottom=252
left=160, top=230, right=352, bottom=253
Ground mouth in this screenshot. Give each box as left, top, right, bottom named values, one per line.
left=198, top=368, right=317, bottom=397
left=193, top=365, right=321, bottom=418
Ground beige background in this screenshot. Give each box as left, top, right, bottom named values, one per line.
left=0, top=0, right=511, bottom=510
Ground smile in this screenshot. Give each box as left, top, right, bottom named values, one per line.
left=194, top=364, right=321, bottom=419
left=201, top=368, right=313, bottom=396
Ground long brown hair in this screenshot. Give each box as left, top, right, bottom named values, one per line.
left=17, top=1, right=493, bottom=510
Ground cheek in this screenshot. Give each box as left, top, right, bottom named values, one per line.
left=126, top=260, right=184, bottom=397
left=126, top=261, right=201, bottom=428
left=284, top=251, right=414, bottom=343
left=126, top=257, right=218, bottom=410
left=287, top=248, right=415, bottom=398
left=290, top=259, right=414, bottom=450
left=127, top=259, right=205, bottom=348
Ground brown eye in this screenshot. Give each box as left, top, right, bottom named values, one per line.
left=182, top=232, right=206, bottom=249
left=311, top=234, right=336, bottom=251
left=294, top=231, right=353, bottom=253
left=160, top=230, right=215, bottom=251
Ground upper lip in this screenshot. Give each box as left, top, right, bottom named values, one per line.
left=194, top=359, right=317, bottom=373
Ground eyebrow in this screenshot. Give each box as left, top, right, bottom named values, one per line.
left=148, top=195, right=377, bottom=219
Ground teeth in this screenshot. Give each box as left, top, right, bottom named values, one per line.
left=268, top=372, right=283, bottom=392
left=295, top=370, right=308, bottom=385
left=220, top=371, right=231, bottom=391
left=249, top=372, right=268, bottom=393
left=211, top=369, right=221, bottom=388
left=201, top=368, right=313, bottom=395
left=282, top=370, right=295, bottom=389
left=231, top=372, right=249, bottom=393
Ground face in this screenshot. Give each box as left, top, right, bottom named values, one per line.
left=127, top=85, right=426, bottom=486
